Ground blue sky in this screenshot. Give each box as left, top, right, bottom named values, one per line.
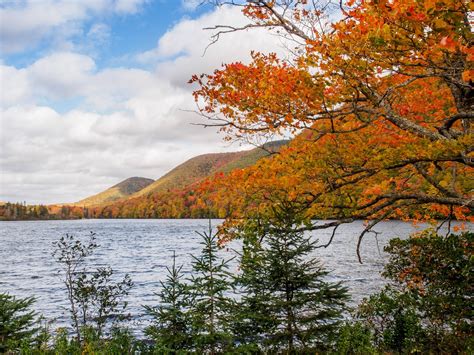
left=0, top=0, right=283, bottom=204
left=3, top=1, right=214, bottom=71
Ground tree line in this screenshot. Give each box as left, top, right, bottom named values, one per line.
left=0, top=203, right=91, bottom=221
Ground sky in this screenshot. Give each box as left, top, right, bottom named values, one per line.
left=0, top=0, right=286, bottom=204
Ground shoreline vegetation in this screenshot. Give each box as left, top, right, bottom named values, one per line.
left=2, top=217, right=472, bottom=354
left=0, top=201, right=458, bottom=222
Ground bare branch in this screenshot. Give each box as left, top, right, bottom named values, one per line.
left=315, top=224, right=339, bottom=248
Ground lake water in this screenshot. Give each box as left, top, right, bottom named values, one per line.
left=0, top=219, right=466, bottom=332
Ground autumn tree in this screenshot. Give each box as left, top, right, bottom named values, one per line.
left=192, top=0, right=473, bottom=257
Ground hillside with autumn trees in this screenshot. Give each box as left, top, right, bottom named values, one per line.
left=87, top=140, right=287, bottom=218
left=75, top=177, right=155, bottom=207
left=0, top=141, right=287, bottom=220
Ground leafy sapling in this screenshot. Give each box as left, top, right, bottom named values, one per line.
left=52, top=232, right=133, bottom=343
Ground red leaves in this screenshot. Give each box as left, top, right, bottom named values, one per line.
left=186, top=0, right=473, bottom=232
left=439, top=36, right=457, bottom=52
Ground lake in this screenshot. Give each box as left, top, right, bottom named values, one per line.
left=0, top=219, right=464, bottom=331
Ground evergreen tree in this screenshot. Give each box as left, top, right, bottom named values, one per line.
left=144, top=251, right=193, bottom=352
left=0, top=293, right=42, bottom=353
left=231, top=222, right=275, bottom=352
left=188, top=222, right=234, bottom=354
left=234, top=203, right=349, bottom=353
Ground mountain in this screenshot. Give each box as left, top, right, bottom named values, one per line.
left=72, top=140, right=288, bottom=218
left=130, top=140, right=288, bottom=198
left=75, top=177, right=154, bottom=207
left=1, top=141, right=289, bottom=219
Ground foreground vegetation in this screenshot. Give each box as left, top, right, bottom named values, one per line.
left=2, top=214, right=472, bottom=353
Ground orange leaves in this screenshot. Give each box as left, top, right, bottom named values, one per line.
left=242, top=3, right=271, bottom=21
left=189, top=0, right=473, bottom=233
left=190, top=51, right=322, bottom=137
left=462, top=70, right=474, bottom=83
left=465, top=49, right=474, bottom=63
left=439, top=36, right=457, bottom=52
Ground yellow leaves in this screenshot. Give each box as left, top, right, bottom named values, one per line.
left=381, top=23, right=392, bottom=40
left=438, top=179, right=450, bottom=188
left=432, top=18, right=448, bottom=30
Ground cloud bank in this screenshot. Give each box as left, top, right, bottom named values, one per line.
left=0, top=5, right=285, bottom=204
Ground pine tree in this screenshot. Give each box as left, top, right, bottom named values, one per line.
left=235, top=203, right=349, bottom=353
left=188, top=222, right=234, bottom=354
left=0, top=293, right=42, bottom=353
left=144, top=251, right=193, bottom=352
left=231, top=222, right=276, bottom=352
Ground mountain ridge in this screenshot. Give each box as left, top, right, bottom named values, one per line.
left=77, top=140, right=288, bottom=209
left=75, top=177, right=154, bottom=207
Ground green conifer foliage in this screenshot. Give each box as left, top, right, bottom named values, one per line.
left=188, top=223, right=234, bottom=354
left=231, top=222, right=275, bottom=352
left=0, top=293, right=41, bottom=353
left=144, top=251, right=193, bottom=352
left=233, top=203, right=349, bottom=353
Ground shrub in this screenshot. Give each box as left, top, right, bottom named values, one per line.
left=52, top=233, right=133, bottom=343
left=356, top=230, right=474, bottom=353
left=334, top=321, right=377, bottom=355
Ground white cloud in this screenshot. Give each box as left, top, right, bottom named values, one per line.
left=0, top=5, right=280, bottom=204
left=0, top=0, right=148, bottom=54
left=140, top=6, right=289, bottom=86
left=0, top=65, right=31, bottom=106
left=87, top=23, right=111, bottom=45
left=28, top=52, right=96, bottom=99
left=181, top=0, right=203, bottom=12
left=114, top=0, right=149, bottom=13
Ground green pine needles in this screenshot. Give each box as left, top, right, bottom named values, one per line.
left=145, top=223, right=235, bottom=354
left=188, top=224, right=235, bottom=354
left=0, top=293, right=43, bottom=353
left=146, top=206, right=349, bottom=353
left=144, top=251, right=193, bottom=352
left=233, top=204, right=350, bottom=353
